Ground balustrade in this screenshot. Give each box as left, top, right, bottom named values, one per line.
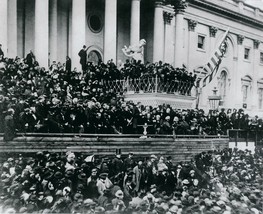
left=103, top=76, right=195, bottom=96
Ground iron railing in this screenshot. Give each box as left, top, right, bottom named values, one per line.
left=103, top=77, right=194, bottom=95
left=228, top=129, right=263, bottom=146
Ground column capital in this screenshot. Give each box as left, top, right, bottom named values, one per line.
left=188, top=19, right=197, bottom=32
left=163, top=11, right=174, bottom=24
left=209, top=26, right=218, bottom=38
left=253, top=39, right=261, bottom=49
left=237, top=34, right=244, bottom=45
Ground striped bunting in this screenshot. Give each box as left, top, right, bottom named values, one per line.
left=200, top=28, right=229, bottom=88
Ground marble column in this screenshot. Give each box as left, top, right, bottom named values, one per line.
left=252, top=40, right=261, bottom=110
left=130, top=0, right=141, bottom=46
left=8, top=0, right=18, bottom=58
left=104, top=0, right=117, bottom=63
left=174, top=12, right=184, bottom=68
left=163, top=11, right=174, bottom=64
left=236, top=34, right=245, bottom=109
left=72, top=0, right=86, bottom=70
left=35, top=0, right=49, bottom=68
left=153, top=0, right=164, bottom=63
left=49, top=0, right=58, bottom=63
left=0, top=0, right=8, bottom=56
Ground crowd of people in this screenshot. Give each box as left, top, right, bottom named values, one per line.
left=0, top=148, right=262, bottom=213
left=0, top=53, right=262, bottom=140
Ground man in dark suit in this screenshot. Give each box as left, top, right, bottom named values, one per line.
left=4, top=108, right=16, bottom=141
left=0, top=44, right=4, bottom=59
left=26, top=50, right=35, bottom=67
left=66, top=56, right=72, bottom=72
left=78, top=45, right=87, bottom=71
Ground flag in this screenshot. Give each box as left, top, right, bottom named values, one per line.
left=200, top=28, right=229, bottom=88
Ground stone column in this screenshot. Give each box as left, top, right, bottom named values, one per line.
left=72, top=0, right=86, bottom=70
left=8, top=0, right=17, bottom=58
left=49, top=0, right=58, bottom=63
left=153, top=0, right=164, bottom=63
left=0, top=0, right=8, bottom=56
left=104, top=0, right=117, bottom=63
left=163, top=11, right=173, bottom=64
left=130, top=0, right=141, bottom=46
left=236, top=34, right=245, bottom=109
left=35, top=0, right=49, bottom=68
left=187, top=19, right=197, bottom=72
left=252, top=40, right=261, bottom=110
left=174, top=12, right=184, bottom=68
left=209, top=26, right=218, bottom=59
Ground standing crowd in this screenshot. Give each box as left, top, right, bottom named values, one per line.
left=0, top=53, right=261, bottom=140
left=0, top=148, right=262, bottom=213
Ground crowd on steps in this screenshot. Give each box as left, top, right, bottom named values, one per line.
left=0, top=56, right=262, bottom=140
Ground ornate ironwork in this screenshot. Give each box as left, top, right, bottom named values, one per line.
left=103, top=77, right=194, bottom=96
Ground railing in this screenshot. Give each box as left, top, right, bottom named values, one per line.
left=228, top=129, right=263, bottom=146
left=103, top=77, right=194, bottom=96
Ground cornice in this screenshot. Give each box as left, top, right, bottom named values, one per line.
left=188, top=0, right=263, bottom=30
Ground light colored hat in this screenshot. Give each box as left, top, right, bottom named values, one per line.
left=115, top=190, right=124, bottom=198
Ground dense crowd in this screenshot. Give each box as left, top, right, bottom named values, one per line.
left=0, top=54, right=261, bottom=140
left=0, top=148, right=262, bottom=213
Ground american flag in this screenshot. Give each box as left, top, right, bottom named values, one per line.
left=200, top=28, right=229, bottom=88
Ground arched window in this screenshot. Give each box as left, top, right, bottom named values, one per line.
left=87, top=50, right=102, bottom=65
left=241, top=76, right=252, bottom=104
left=219, top=70, right=227, bottom=102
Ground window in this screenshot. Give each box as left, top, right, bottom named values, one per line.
left=197, top=35, right=205, bottom=49
left=242, top=85, right=249, bottom=103
left=88, top=50, right=102, bottom=65
left=241, top=76, right=252, bottom=104
left=260, top=52, right=263, bottom=64
left=244, top=48, right=250, bottom=60
left=219, top=71, right=227, bottom=102
left=88, top=14, right=102, bottom=33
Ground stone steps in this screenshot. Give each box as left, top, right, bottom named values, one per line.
left=0, top=136, right=228, bottom=163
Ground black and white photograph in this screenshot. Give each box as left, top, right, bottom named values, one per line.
left=0, top=0, right=262, bottom=213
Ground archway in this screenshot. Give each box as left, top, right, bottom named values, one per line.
left=87, top=46, right=103, bottom=65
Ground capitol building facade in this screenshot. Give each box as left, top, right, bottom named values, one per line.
left=0, top=0, right=263, bottom=113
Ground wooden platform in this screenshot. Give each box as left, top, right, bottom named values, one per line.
left=0, top=134, right=229, bottom=162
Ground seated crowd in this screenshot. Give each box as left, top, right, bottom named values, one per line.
left=0, top=148, right=262, bottom=214
left=0, top=55, right=261, bottom=138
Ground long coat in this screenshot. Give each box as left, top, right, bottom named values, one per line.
left=4, top=114, right=15, bottom=141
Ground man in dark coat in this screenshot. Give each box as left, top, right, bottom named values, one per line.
left=78, top=45, right=87, bottom=71
left=0, top=44, right=4, bottom=59
left=25, top=50, right=35, bottom=67
left=4, top=108, right=16, bottom=141
left=66, top=56, right=72, bottom=72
